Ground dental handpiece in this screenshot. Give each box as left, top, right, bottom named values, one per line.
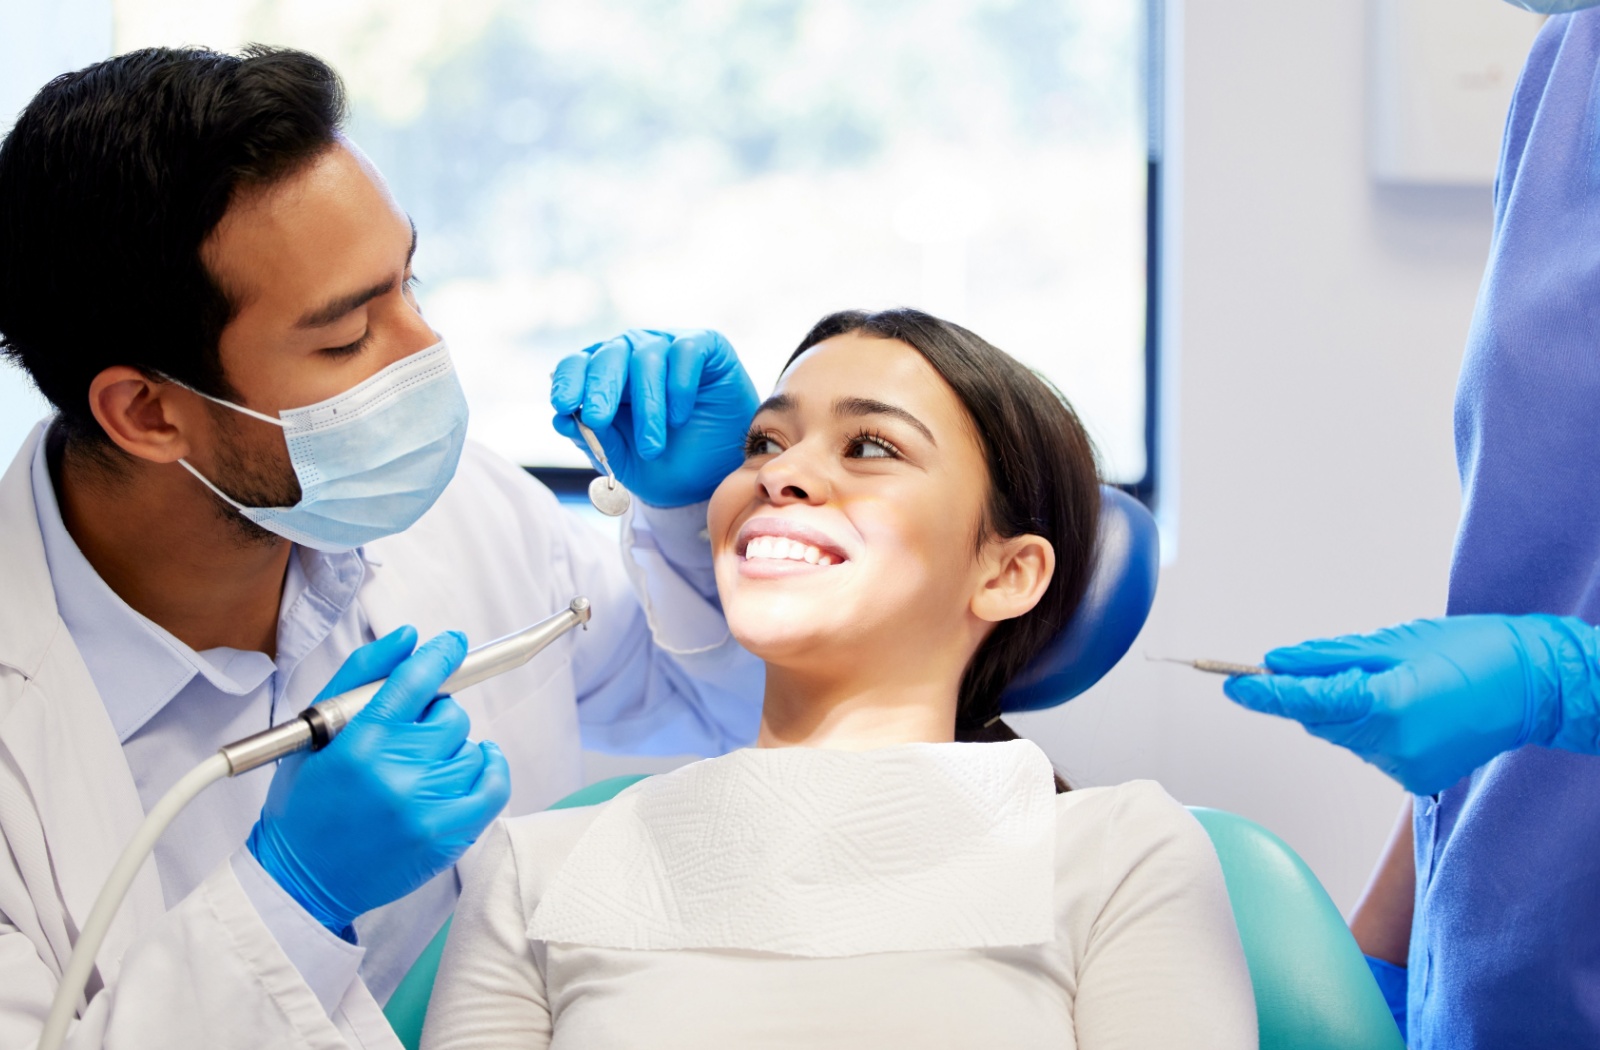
left=219, top=597, right=592, bottom=776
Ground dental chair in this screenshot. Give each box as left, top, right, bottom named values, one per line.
left=384, top=488, right=1404, bottom=1050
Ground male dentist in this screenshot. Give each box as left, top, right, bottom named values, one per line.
left=0, top=46, right=760, bottom=1048
left=1222, top=7, right=1600, bottom=1047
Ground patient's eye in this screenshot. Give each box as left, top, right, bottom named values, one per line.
left=845, top=429, right=901, bottom=460
left=743, top=428, right=783, bottom=458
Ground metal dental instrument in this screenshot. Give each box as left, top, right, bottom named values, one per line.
left=221, top=597, right=592, bottom=774
left=39, top=598, right=592, bottom=1050
left=1146, top=654, right=1271, bottom=676
left=572, top=415, right=632, bottom=517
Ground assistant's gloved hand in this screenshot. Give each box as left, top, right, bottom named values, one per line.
left=549, top=328, right=758, bottom=507
left=247, top=627, right=512, bottom=934
left=1222, top=614, right=1600, bottom=796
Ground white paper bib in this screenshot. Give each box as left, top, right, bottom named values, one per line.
left=527, top=740, right=1058, bottom=957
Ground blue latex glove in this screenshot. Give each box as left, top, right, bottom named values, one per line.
left=1223, top=614, right=1600, bottom=796
left=247, top=627, right=512, bottom=933
left=549, top=328, right=758, bottom=507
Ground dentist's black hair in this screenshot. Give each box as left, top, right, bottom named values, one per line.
left=790, top=309, right=1102, bottom=793
left=0, top=45, right=347, bottom=457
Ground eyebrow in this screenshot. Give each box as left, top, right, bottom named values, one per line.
left=835, top=396, right=936, bottom=444
left=753, top=392, right=936, bottom=445
left=294, top=218, right=419, bottom=329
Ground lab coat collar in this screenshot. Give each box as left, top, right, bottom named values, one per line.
left=24, top=422, right=368, bottom=742
left=28, top=428, right=233, bottom=739
left=0, top=422, right=166, bottom=976
left=0, top=421, right=62, bottom=678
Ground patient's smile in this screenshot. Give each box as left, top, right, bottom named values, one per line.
left=735, top=516, right=850, bottom=577
left=743, top=536, right=841, bottom=566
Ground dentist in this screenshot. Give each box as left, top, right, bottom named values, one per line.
left=0, top=46, right=760, bottom=1049
left=1223, top=6, right=1600, bottom=1047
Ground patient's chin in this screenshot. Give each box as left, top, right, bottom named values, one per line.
left=726, top=601, right=849, bottom=664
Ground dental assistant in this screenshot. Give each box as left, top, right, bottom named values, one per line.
left=0, top=47, right=760, bottom=1050
left=1221, top=6, right=1600, bottom=1047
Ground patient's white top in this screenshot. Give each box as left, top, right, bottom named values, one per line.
left=422, top=741, right=1256, bottom=1050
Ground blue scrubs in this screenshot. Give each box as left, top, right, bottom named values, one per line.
left=1425, top=11, right=1600, bottom=1047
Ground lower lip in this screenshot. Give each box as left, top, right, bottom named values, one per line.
left=736, top=556, right=847, bottom=579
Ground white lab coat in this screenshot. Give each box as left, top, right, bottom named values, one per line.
left=0, top=425, right=761, bottom=1050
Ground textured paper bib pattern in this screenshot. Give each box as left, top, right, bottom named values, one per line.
left=528, top=740, right=1057, bottom=957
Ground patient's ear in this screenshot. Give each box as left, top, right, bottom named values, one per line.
left=970, top=533, right=1054, bottom=624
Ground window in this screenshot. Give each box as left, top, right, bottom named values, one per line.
left=115, top=0, right=1157, bottom=492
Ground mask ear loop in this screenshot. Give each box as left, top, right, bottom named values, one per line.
left=161, top=375, right=288, bottom=428
left=158, top=373, right=288, bottom=510
left=174, top=458, right=253, bottom=513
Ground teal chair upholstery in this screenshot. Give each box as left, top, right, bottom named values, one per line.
left=1190, top=807, right=1404, bottom=1050
left=384, top=779, right=1405, bottom=1050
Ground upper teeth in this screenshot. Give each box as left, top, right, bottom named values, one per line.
left=744, top=535, right=839, bottom=565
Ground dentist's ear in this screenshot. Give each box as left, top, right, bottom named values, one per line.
left=971, top=534, right=1055, bottom=623
left=87, top=366, right=200, bottom=465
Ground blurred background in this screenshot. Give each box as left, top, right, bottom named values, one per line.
left=0, top=0, right=1548, bottom=912
left=106, top=0, right=1152, bottom=485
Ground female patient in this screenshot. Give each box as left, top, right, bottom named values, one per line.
left=423, top=309, right=1256, bottom=1049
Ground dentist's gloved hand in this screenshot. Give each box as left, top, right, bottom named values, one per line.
left=248, top=627, right=511, bottom=934
left=1223, top=614, right=1600, bottom=796
left=550, top=328, right=758, bottom=507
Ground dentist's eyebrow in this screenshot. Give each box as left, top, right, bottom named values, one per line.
left=833, top=396, right=936, bottom=445
left=295, top=218, right=419, bottom=329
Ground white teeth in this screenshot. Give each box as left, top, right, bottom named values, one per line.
left=743, top=535, right=838, bottom=565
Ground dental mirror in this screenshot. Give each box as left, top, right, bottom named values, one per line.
left=572, top=415, right=632, bottom=517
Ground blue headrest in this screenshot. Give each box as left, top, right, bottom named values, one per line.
left=1000, top=486, right=1160, bottom=713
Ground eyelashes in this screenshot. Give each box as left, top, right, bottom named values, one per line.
left=321, top=329, right=373, bottom=358
left=743, top=428, right=782, bottom=457
left=741, top=427, right=903, bottom=461
left=847, top=428, right=902, bottom=460
left=320, top=273, right=422, bottom=358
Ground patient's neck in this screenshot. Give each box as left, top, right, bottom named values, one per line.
left=755, top=664, right=959, bottom=750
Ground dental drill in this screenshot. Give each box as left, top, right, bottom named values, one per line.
left=38, top=598, right=591, bottom=1050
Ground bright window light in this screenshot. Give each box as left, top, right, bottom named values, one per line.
left=116, top=0, right=1152, bottom=484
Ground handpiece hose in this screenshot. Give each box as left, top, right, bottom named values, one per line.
left=38, top=598, right=591, bottom=1050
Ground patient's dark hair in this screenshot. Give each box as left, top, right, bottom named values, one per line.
left=0, top=45, right=347, bottom=456
left=789, top=309, right=1102, bottom=793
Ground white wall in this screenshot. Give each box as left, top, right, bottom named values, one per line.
left=1014, top=0, right=1496, bottom=911
left=0, top=0, right=111, bottom=456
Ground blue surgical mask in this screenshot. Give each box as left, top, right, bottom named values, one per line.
left=177, top=340, right=469, bottom=551
left=1503, top=0, right=1600, bottom=12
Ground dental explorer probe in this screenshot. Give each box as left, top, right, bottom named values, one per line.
left=1146, top=655, right=1271, bottom=676
left=38, top=598, right=591, bottom=1050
